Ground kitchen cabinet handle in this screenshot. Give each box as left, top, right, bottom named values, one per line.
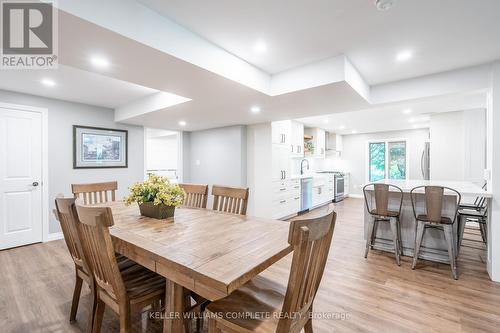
left=294, top=197, right=300, bottom=200
left=281, top=171, right=284, bottom=180
left=280, top=188, right=286, bottom=191
left=283, top=171, right=286, bottom=179
left=280, top=200, right=286, bottom=204
left=291, top=144, right=294, bottom=153
left=294, top=186, right=300, bottom=189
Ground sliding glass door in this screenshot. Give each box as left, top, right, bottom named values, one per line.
left=368, top=140, right=407, bottom=182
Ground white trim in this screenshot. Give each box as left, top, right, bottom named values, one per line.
left=46, top=232, right=64, bottom=242
left=347, top=194, right=364, bottom=199
left=0, top=102, right=50, bottom=245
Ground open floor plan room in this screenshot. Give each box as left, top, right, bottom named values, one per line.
left=1, top=1, right=500, bottom=332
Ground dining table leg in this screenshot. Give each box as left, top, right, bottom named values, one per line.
left=164, top=279, right=186, bottom=333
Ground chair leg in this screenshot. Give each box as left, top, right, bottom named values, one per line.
left=412, top=221, right=425, bottom=269
left=92, top=298, right=105, bottom=333
left=444, top=224, right=458, bottom=280
left=480, top=222, right=487, bottom=244
left=86, top=281, right=97, bottom=333
left=119, top=306, right=131, bottom=333
left=390, top=218, right=401, bottom=266
left=457, top=215, right=466, bottom=256
left=365, top=218, right=375, bottom=258
left=395, top=217, right=403, bottom=255
left=371, top=220, right=379, bottom=249
left=70, top=271, right=84, bottom=322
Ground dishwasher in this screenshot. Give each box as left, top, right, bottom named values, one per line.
left=300, top=177, right=313, bottom=213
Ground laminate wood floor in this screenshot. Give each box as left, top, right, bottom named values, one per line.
left=1, top=198, right=499, bottom=332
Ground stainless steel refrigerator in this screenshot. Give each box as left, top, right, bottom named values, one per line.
left=421, top=142, right=430, bottom=180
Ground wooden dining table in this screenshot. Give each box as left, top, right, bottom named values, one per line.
left=102, top=201, right=292, bottom=333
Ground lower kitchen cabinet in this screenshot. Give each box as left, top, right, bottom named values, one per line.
left=272, top=178, right=300, bottom=219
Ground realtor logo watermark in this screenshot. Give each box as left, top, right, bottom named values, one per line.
left=1, top=0, right=58, bottom=69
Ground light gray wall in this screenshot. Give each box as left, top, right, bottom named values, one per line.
left=184, top=125, right=247, bottom=204
left=0, top=89, right=144, bottom=234
left=341, top=128, right=430, bottom=195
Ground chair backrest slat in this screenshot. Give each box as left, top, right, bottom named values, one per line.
left=410, top=185, right=462, bottom=224
left=425, top=186, right=444, bottom=222
left=179, top=183, right=208, bottom=209
left=363, top=183, right=403, bottom=217
left=54, top=197, right=84, bottom=268
left=72, top=181, right=118, bottom=205
left=75, top=203, right=126, bottom=301
left=277, top=204, right=336, bottom=333
left=211, top=185, right=249, bottom=215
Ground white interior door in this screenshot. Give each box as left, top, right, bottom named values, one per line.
left=0, top=107, right=43, bottom=250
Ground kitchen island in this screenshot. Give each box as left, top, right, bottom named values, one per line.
left=364, top=179, right=491, bottom=263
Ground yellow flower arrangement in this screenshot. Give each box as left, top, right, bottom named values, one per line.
left=124, top=174, right=186, bottom=207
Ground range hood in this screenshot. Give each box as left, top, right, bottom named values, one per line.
left=325, top=132, right=342, bottom=155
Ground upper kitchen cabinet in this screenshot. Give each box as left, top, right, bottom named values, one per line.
left=305, top=127, right=326, bottom=158
left=290, top=121, right=304, bottom=158
left=272, top=120, right=291, bottom=145
left=272, top=120, right=304, bottom=157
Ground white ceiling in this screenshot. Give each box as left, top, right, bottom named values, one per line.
left=297, top=90, right=487, bottom=135
left=0, top=65, right=157, bottom=108
left=139, top=0, right=500, bottom=84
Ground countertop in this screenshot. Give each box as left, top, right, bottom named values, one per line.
left=371, top=179, right=492, bottom=198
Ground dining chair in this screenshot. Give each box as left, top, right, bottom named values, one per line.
left=54, top=197, right=93, bottom=326
left=205, top=204, right=336, bottom=333
left=179, top=183, right=209, bottom=208
left=410, top=186, right=461, bottom=280
left=72, top=181, right=118, bottom=205
left=458, top=205, right=488, bottom=250
left=74, top=202, right=166, bottom=333
left=212, top=185, right=250, bottom=215
left=54, top=197, right=135, bottom=332
left=363, top=183, right=403, bottom=265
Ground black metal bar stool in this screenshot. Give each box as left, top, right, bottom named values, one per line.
left=410, top=186, right=461, bottom=279
left=363, top=183, right=403, bottom=265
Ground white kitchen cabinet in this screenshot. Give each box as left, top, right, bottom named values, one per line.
left=272, top=120, right=291, bottom=145
left=290, top=121, right=304, bottom=158
left=272, top=144, right=291, bottom=181
left=272, top=178, right=301, bottom=219
left=314, top=128, right=326, bottom=158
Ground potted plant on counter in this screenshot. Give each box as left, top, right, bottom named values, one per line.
left=124, top=174, right=186, bottom=219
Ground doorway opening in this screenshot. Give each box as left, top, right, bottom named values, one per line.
left=145, top=128, right=183, bottom=183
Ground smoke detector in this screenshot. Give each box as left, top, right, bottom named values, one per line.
left=375, top=0, right=396, bottom=11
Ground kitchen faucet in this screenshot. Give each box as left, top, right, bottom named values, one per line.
left=300, top=159, right=310, bottom=175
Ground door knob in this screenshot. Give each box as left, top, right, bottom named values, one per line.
left=32, top=181, right=39, bottom=187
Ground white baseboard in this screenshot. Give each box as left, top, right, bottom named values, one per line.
left=45, top=231, right=64, bottom=242
left=347, top=194, right=363, bottom=199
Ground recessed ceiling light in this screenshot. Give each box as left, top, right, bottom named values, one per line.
left=323, top=119, right=329, bottom=124
left=178, top=121, right=187, bottom=127
left=375, top=0, right=395, bottom=11
left=412, top=124, right=418, bottom=128
left=41, top=78, right=56, bottom=87
left=90, top=56, right=110, bottom=68
left=339, top=125, right=346, bottom=130
left=250, top=106, right=261, bottom=114
left=403, top=108, right=412, bottom=114
left=351, top=130, right=357, bottom=134
left=409, top=117, right=415, bottom=123
left=254, top=41, right=267, bottom=54
left=396, top=50, right=412, bottom=62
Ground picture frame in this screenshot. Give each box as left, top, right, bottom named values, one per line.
left=73, top=125, right=128, bottom=169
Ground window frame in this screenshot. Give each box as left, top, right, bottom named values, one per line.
left=366, top=138, right=410, bottom=182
